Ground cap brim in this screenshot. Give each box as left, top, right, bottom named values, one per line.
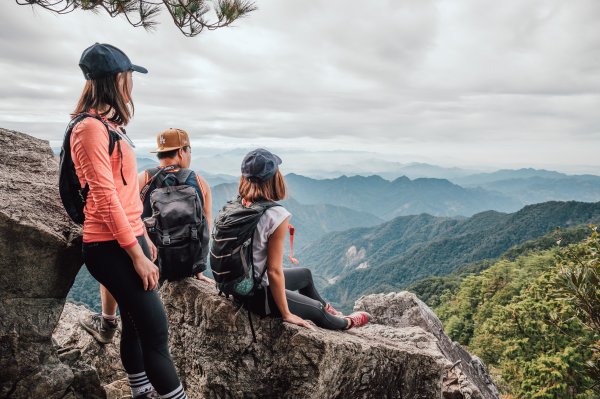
left=131, top=64, right=148, bottom=74
left=150, top=146, right=182, bottom=153
left=274, top=154, right=282, bottom=165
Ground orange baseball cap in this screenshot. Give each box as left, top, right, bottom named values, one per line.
left=151, top=128, right=191, bottom=153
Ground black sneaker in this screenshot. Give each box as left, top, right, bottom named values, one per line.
left=78, top=313, right=117, bottom=344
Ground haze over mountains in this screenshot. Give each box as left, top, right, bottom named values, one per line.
left=302, top=201, right=600, bottom=311
left=138, top=156, right=600, bottom=251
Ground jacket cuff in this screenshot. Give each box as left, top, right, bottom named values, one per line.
left=120, top=239, right=138, bottom=249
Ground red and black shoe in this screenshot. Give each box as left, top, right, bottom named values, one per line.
left=325, top=303, right=344, bottom=317
left=344, top=311, right=371, bottom=329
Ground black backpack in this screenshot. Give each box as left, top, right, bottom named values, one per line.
left=58, top=113, right=125, bottom=224
left=210, top=197, right=280, bottom=298
left=142, top=167, right=209, bottom=281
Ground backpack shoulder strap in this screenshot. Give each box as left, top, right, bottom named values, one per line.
left=140, top=167, right=163, bottom=202
left=69, top=113, right=116, bottom=155
left=174, top=168, right=194, bottom=186
left=153, top=165, right=181, bottom=188
left=257, top=200, right=280, bottom=213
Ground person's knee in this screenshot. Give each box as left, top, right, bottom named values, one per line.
left=299, top=267, right=312, bottom=280
left=140, top=320, right=168, bottom=348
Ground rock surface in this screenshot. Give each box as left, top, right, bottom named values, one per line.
left=161, top=279, right=500, bottom=399
left=54, top=303, right=125, bottom=387
left=355, top=292, right=501, bottom=399
left=0, top=129, right=95, bottom=398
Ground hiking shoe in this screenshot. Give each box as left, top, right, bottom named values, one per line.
left=344, top=311, right=371, bottom=329
left=325, top=303, right=343, bottom=317
left=79, top=313, right=117, bottom=344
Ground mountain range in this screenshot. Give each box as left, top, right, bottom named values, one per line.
left=210, top=182, right=384, bottom=250
left=298, top=201, right=600, bottom=311
left=284, top=173, right=522, bottom=219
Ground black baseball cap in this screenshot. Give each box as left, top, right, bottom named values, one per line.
left=79, top=43, right=148, bottom=80
left=241, top=148, right=282, bottom=182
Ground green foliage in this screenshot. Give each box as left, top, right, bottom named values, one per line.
left=406, top=275, right=462, bottom=307
left=67, top=267, right=101, bottom=312
left=437, top=246, right=599, bottom=398
left=555, top=227, right=600, bottom=392
left=407, top=226, right=589, bottom=309
left=502, top=225, right=590, bottom=260
left=407, top=259, right=494, bottom=307
left=314, top=201, right=600, bottom=310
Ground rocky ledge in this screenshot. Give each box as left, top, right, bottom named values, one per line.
left=160, top=279, right=499, bottom=399
left=1, top=128, right=499, bottom=398
left=53, top=282, right=499, bottom=399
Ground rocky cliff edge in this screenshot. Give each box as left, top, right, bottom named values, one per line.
left=1, top=128, right=499, bottom=398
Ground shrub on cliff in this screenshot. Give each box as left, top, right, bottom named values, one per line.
left=555, top=226, right=600, bottom=393
left=437, top=247, right=599, bottom=398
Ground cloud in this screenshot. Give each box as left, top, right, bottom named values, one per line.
left=0, top=0, right=599, bottom=174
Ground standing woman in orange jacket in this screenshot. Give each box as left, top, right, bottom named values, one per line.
left=70, top=43, right=188, bottom=399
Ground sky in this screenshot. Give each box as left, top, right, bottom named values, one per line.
left=1, top=0, right=600, bottom=176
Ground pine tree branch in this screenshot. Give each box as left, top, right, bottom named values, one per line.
left=15, top=0, right=256, bottom=37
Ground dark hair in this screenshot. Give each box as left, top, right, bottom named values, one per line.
left=156, top=146, right=189, bottom=160
left=72, top=73, right=133, bottom=125
left=239, top=170, right=287, bottom=202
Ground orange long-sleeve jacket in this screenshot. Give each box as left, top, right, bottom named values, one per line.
left=70, top=113, right=144, bottom=248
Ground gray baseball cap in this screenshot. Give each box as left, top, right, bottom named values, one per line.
left=241, top=148, right=282, bottom=182
left=79, top=43, right=148, bottom=80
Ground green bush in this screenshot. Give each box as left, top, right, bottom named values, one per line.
left=555, top=226, right=600, bottom=393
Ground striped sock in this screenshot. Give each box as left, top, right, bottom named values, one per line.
left=128, top=371, right=154, bottom=397
left=160, top=384, right=187, bottom=399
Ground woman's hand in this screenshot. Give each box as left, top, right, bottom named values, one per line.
left=283, top=313, right=315, bottom=330
left=196, top=273, right=216, bottom=285
left=132, top=255, right=160, bottom=291
left=143, top=229, right=157, bottom=262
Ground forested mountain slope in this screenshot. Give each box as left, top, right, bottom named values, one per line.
left=299, top=201, right=600, bottom=310
left=434, top=243, right=599, bottom=398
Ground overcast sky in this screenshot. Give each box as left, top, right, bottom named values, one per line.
left=1, top=0, right=600, bottom=175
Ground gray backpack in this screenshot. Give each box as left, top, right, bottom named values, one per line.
left=143, top=168, right=209, bottom=281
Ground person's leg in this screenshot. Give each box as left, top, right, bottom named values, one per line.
left=101, top=284, right=118, bottom=318
left=274, top=288, right=348, bottom=330
left=78, top=283, right=120, bottom=344
left=84, top=238, right=187, bottom=398
left=282, top=267, right=326, bottom=305
left=118, top=309, right=149, bottom=396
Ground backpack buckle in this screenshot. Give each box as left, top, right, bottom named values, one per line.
left=162, top=234, right=171, bottom=245
left=191, top=228, right=198, bottom=240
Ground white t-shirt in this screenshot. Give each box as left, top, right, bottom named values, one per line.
left=252, top=206, right=292, bottom=286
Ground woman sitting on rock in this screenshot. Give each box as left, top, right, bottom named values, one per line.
left=212, top=148, right=370, bottom=331
left=69, top=43, right=188, bottom=399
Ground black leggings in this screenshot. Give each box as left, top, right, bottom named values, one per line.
left=83, top=236, right=181, bottom=395
left=244, top=267, right=348, bottom=330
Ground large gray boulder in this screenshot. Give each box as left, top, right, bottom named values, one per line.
left=161, top=279, right=499, bottom=399
left=0, top=129, right=99, bottom=398
left=53, top=303, right=125, bottom=388
left=354, top=292, right=500, bottom=399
